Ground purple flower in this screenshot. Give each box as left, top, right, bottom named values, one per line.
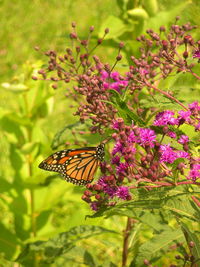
left=112, top=142, right=123, bottom=155
left=188, top=164, right=200, bottom=181
left=176, top=151, right=189, bottom=159
left=90, top=201, right=99, bottom=211
left=112, top=120, right=120, bottom=130
left=128, top=131, right=137, bottom=142
left=178, top=110, right=191, bottom=122
left=97, top=176, right=117, bottom=198
left=139, top=68, right=149, bottom=75
left=116, top=162, right=129, bottom=175
left=101, top=70, right=109, bottom=79
left=188, top=101, right=200, bottom=112
left=110, top=82, right=121, bottom=92
left=167, top=131, right=176, bottom=139
left=154, top=111, right=178, bottom=126
left=103, top=82, right=109, bottom=89
left=139, top=128, right=156, bottom=147
left=160, top=144, right=177, bottom=163
left=110, top=81, right=128, bottom=92
left=110, top=72, right=120, bottom=81
left=101, top=71, right=128, bottom=92
left=97, top=176, right=107, bottom=187
left=195, top=122, right=200, bottom=131
left=116, top=186, right=130, bottom=200
left=178, top=135, right=189, bottom=144
left=104, top=186, right=117, bottom=198
left=193, top=50, right=200, bottom=59
left=111, top=156, right=120, bottom=165
left=119, top=80, right=128, bottom=87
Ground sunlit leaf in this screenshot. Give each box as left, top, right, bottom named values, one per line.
left=1, top=82, right=28, bottom=93
left=99, top=15, right=128, bottom=39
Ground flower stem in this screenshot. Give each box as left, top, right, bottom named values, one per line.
left=144, top=80, right=188, bottom=111
left=122, top=217, right=133, bottom=267
left=188, top=69, right=200, bottom=81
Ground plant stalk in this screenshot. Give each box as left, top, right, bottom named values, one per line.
left=122, top=217, right=133, bottom=267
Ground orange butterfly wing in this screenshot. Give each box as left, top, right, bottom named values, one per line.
left=39, top=144, right=104, bottom=185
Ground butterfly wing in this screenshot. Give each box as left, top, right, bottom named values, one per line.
left=39, top=146, right=102, bottom=185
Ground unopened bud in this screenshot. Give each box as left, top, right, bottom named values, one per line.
left=116, top=54, right=122, bottom=61
left=89, top=26, right=94, bottom=32
left=52, top=84, right=57, bottom=89
left=105, top=28, right=109, bottom=34
left=71, top=22, right=76, bottom=28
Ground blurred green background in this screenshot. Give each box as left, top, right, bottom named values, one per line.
left=0, top=0, right=200, bottom=266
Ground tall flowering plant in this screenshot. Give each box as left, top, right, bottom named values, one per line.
left=34, top=19, right=200, bottom=266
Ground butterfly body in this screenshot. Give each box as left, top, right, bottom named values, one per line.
left=39, top=144, right=105, bottom=185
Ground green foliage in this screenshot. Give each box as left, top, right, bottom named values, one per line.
left=17, top=225, right=116, bottom=266
left=1, top=1, right=200, bottom=266
left=89, top=187, right=200, bottom=221
left=108, top=89, right=146, bottom=126
left=181, top=223, right=200, bottom=266
left=131, top=227, right=184, bottom=266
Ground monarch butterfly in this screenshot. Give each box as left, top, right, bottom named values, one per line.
left=39, top=143, right=105, bottom=185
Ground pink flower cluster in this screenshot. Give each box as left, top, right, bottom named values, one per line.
left=101, top=71, right=128, bottom=92
left=83, top=102, right=200, bottom=210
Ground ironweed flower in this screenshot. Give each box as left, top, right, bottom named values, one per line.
left=36, top=21, right=200, bottom=211
left=188, top=164, right=200, bottom=181
left=83, top=100, right=199, bottom=210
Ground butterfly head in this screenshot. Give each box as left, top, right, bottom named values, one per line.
left=96, top=143, right=105, bottom=161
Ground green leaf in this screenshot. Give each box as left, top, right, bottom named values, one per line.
left=1, top=82, right=28, bottom=93
left=143, top=0, right=158, bottom=17
left=84, top=251, right=96, bottom=267
left=140, top=94, right=179, bottom=110
left=131, top=227, right=184, bottom=266
left=21, top=142, right=40, bottom=155
left=99, top=15, right=128, bottom=39
left=137, top=210, right=170, bottom=232
left=0, top=116, right=25, bottom=144
left=51, top=121, right=82, bottom=149
left=181, top=223, right=200, bottom=266
left=0, top=222, right=21, bottom=260
left=90, top=188, right=200, bottom=222
left=127, top=8, right=149, bottom=20
left=17, top=225, right=116, bottom=264
left=146, top=2, right=189, bottom=29
left=9, top=144, right=24, bottom=174
left=5, top=113, right=32, bottom=127
left=36, top=210, right=51, bottom=231
left=116, top=0, right=129, bottom=12
left=0, top=179, right=11, bottom=193
left=109, top=89, right=145, bottom=126
left=10, top=191, right=30, bottom=241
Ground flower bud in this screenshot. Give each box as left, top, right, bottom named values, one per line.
left=93, top=184, right=103, bottom=191
left=69, top=32, right=77, bottom=39
left=183, top=51, right=188, bottom=59
left=89, top=26, right=94, bottom=32
left=160, top=26, right=166, bottom=32
left=143, top=259, right=149, bottom=265
left=119, top=42, right=124, bottom=48
left=71, top=22, right=76, bottom=28
left=52, top=84, right=57, bottom=89
left=116, top=54, right=122, bottom=61
left=189, top=241, right=195, bottom=248
left=162, top=40, right=168, bottom=50
left=105, top=28, right=109, bottom=34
